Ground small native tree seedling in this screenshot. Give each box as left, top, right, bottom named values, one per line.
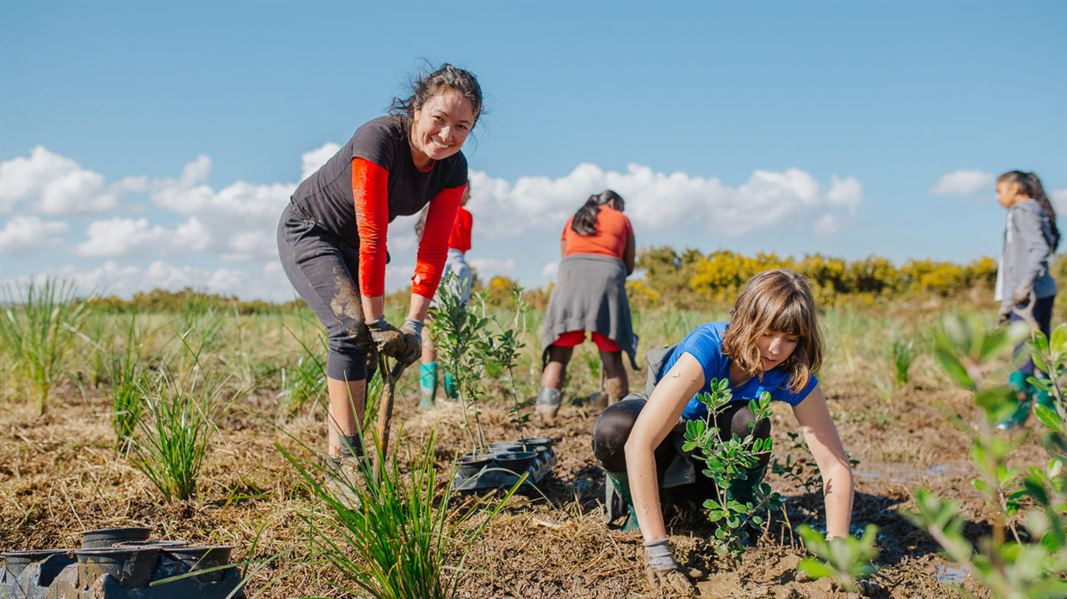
left=475, top=285, right=532, bottom=432
left=681, top=378, right=784, bottom=558
left=796, top=524, right=879, bottom=595
left=430, top=274, right=491, bottom=453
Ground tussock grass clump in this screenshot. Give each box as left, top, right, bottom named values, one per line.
left=0, top=278, right=88, bottom=414
left=280, top=433, right=520, bottom=599
left=132, top=367, right=228, bottom=502
left=109, top=315, right=148, bottom=450
left=890, top=337, right=916, bottom=385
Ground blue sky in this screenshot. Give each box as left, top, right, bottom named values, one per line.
left=2, top=1, right=1065, bottom=301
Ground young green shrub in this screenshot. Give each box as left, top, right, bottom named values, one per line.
left=474, top=285, right=532, bottom=432
left=278, top=432, right=521, bottom=599
left=0, top=278, right=89, bottom=414
left=890, top=337, right=915, bottom=386
left=796, top=524, right=879, bottom=595
left=906, top=314, right=1067, bottom=599
left=681, top=378, right=783, bottom=558
left=430, top=274, right=492, bottom=453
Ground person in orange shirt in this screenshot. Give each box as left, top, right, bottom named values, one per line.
left=416, top=184, right=474, bottom=409
left=537, top=190, right=638, bottom=420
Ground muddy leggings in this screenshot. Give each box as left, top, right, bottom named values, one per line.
left=277, top=203, right=370, bottom=382
left=591, top=396, right=772, bottom=500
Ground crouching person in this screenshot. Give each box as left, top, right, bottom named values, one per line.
left=591, top=269, right=854, bottom=595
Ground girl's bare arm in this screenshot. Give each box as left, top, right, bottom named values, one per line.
left=624, top=353, right=705, bottom=542
left=791, top=384, right=854, bottom=538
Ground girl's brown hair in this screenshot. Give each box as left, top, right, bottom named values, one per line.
left=722, top=269, right=822, bottom=391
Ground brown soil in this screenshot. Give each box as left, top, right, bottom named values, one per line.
left=0, top=365, right=1039, bottom=598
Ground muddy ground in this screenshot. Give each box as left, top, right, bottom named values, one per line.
left=0, top=353, right=1043, bottom=598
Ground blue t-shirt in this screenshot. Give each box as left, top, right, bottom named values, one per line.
left=658, top=322, right=818, bottom=421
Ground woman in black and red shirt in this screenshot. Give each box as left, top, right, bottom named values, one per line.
left=277, top=64, right=482, bottom=460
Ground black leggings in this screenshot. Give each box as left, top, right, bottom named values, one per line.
left=591, top=396, right=771, bottom=497
left=277, top=203, right=369, bottom=382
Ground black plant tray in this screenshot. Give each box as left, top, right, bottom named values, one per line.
left=451, top=439, right=557, bottom=494
left=1, top=528, right=244, bottom=599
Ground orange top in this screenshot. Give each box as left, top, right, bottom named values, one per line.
left=448, top=206, right=473, bottom=253
left=561, top=206, right=633, bottom=259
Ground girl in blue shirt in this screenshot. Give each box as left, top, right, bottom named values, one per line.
left=591, top=269, right=854, bottom=596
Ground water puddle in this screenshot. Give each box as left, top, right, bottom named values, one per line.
left=935, top=563, right=968, bottom=585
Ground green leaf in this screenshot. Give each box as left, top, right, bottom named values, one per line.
left=1051, top=324, right=1067, bottom=355
left=1034, top=404, right=1065, bottom=433
left=934, top=347, right=975, bottom=390
left=796, top=558, right=836, bottom=580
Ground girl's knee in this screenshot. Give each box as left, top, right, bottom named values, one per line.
left=592, top=398, right=645, bottom=472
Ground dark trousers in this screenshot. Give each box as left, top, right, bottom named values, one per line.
left=277, top=204, right=368, bottom=381
left=591, top=396, right=771, bottom=500
left=1011, top=294, right=1056, bottom=375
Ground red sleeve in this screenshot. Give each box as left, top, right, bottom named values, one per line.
left=412, top=185, right=466, bottom=298
left=352, top=158, right=390, bottom=297
left=447, top=207, right=473, bottom=252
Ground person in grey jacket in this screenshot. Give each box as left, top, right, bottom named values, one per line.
left=994, top=170, right=1060, bottom=427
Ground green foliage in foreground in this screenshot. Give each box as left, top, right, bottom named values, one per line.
left=681, top=378, right=782, bottom=559
left=0, top=278, right=88, bottom=414
left=279, top=433, right=522, bottom=599
left=796, top=524, right=879, bottom=594
left=907, top=315, right=1067, bottom=599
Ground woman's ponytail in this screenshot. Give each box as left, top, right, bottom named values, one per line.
left=570, top=189, right=625, bottom=237
left=1026, top=172, right=1061, bottom=251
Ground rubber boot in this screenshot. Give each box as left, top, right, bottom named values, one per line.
left=997, top=371, right=1033, bottom=430
left=605, top=470, right=640, bottom=531
left=418, top=363, right=438, bottom=410
left=536, top=386, right=562, bottom=419
left=443, top=373, right=459, bottom=402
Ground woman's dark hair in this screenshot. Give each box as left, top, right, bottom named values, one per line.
left=999, top=170, right=1060, bottom=250
left=570, top=189, right=624, bottom=236
left=389, top=63, right=483, bottom=125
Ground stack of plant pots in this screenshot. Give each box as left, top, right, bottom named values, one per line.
left=452, top=437, right=557, bottom=494
left=0, top=527, right=243, bottom=598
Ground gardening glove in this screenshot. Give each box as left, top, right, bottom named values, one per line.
left=644, top=539, right=696, bottom=597
left=368, top=319, right=420, bottom=366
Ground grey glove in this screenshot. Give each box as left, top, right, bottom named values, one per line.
left=368, top=319, right=420, bottom=366
left=643, top=539, right=695, bottom=597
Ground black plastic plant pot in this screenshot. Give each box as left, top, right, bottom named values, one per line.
left=166, top=545, right=233, bottom=582
left=515, top=437, right=555, bottom=450
left=456, top=453, right=497, bottom=478
left=115, top=539, right=191, bottom=548
left=80, top=526, right=151, bottom=549
left=488, top=441, right=523, bottom=453
left=76, top=547, right=160, bottom=588
left=1, top=549, right=70, bottom=578
left=493, top=451, right=538, bottom=472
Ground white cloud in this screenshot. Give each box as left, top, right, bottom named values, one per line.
left=469, top=257, right=516, bottom=279
left=930, top=170, right=994, bottom=196
left=301, top=143, right=340, bottom=181
left=76, top=217, right=211, bottom=257
left=542, top=261, right=559, bottom=280
left=0, top=146, right=118, bottom=214
left=813, top=213, right=841, bottom=237
left=0, top=215, right=69, bottom=253
left=469, top=163, right=862, bottom=238
left=1050, top=188, right=1067, bottom=215
left=11, top=259, right=294, bottom=302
